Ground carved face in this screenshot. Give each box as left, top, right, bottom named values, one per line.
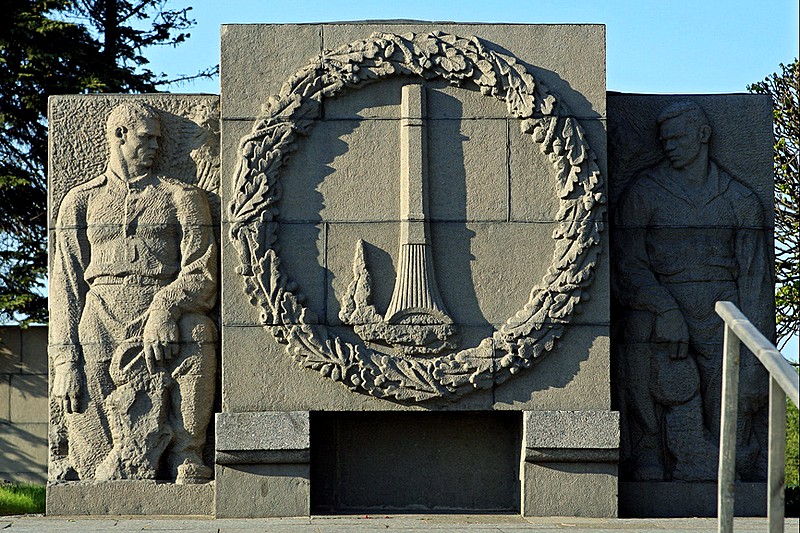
left=658, top=115, right=709, bottom=170
left=119, top=117, right=161, bottom=173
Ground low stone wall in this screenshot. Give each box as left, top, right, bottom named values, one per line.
left=0, top=325, right=48, bottom=484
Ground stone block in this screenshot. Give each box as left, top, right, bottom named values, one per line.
left=521, top=461, right=617, bottom=517
left=0, top=470, right=46, bottom=485
left=216, top=411, right=309, bottom=451
left=220, top=24, right=322, bottom=119
left=46, top=481, right=214, bottom=515
left=511, top=119, right=607, bottom=223
left=618, top=481, right=767, bottom=518
left=20, top=326, right=48, bottom=374
left=220, top=324, right=494, bottom=413
left=275, top=223, right=327, bottom=322
left=9, top=374, right=48, bottom=423
left=427, top=118, right=508, bottom=222
left=0, top=327, right=21, bottom=374
left=215, top=463, right=309, bottom=518
left=280, top=119, right=401, bottom=223
left=494, top=326, right=610, bottom=411
left=0, top=422, right=48, bottom=478
left=324, top=77, right=511, bottom=120
left=219, top=220, right=263, bottom=327
left=322, top=23, right=606, bottom=120
left=523, top=410, right=619, bottom=449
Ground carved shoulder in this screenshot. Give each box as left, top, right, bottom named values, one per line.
left=718, top=169, right=765, bottom=227
left=56, top=175, right=106, bottom=225
left=615, top=170, right=660, bottom=226
left=159, top=176, right=213, bottom=225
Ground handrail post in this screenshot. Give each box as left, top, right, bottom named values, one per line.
left=768, top=377, right=787, bottom=533
left=718, top=321, right=740, bottom=533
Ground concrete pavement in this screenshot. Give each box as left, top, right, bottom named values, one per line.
left=1, top=515, right=798, bottom=532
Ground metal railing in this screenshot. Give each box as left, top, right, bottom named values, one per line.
left=716, top=301, right=800, bottom=533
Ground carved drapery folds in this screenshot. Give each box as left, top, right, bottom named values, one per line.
left=228, top=32, right=606, bottom=401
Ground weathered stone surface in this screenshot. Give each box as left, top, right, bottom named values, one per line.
left=215, top=411, right=309, bottom=451
left=215, top=464, right=309, bottom=518
left=0, top=327, right=22, bottom=374
left=511, top=119, right=608, bottom=222
left=46, top=480, right=214, bottom=515
left=321, top=23, right=606, bottom=119
left=220, top=324, right=494, bottom=413
left=0, top=375, right=9, bottom=421
left=224, top=26, right=607, bottom=403
left=618, top=482, right=767, bottom=518
left=220, top=24, right=322, bottom=119
left=48, top=95, right=220, bottom=486
left=522, top=461, right=617, bottom=517
left=0, top=327, right=50, bottom=483
left=493, top=326, right=610, bottom=411
left=20, top=325, right=48, bottom=375
left=523, top=410, right=619, bottom=449
left=609, top=96, right=773, bottom=484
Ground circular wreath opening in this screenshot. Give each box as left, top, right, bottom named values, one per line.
left=229, top=31, right=606, bottom=401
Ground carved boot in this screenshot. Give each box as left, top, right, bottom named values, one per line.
left=630, top=435, right=665, bottom=481
left=665, top=394, right=718, bottom=481
left=169, top=341, right=216, bottom=484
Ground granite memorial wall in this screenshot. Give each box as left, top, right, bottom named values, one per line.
left=45, top=22, right=773, bottom=518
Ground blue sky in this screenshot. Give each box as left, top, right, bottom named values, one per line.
left=150, top=0, right=799, bottom=94
left=144, top=0, right=799, bottom=359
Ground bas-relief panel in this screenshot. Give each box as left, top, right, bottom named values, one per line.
left=48, top=96, right=220, bottom=483
left=225, top=30, right=608, bottom=403
left=609, top=95, right=774, bottom=482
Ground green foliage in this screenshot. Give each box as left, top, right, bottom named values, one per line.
left=0, top=0, right=216, bottom=325
left=0, top=482, right=45, bottom=515
left=787, top=403, right=799, bottom=485
left=787, top=372, right=800, bottom=486
left=748, top=60, right=800, bottom=347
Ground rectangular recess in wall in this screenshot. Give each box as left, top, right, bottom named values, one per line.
left=310, top=410, right=521, bottom=514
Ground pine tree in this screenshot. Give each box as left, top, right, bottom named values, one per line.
left=0, top=0, right=215, bottom=324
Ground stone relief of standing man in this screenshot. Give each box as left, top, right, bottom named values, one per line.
left=50, top=102, right=217, bottom=484
left=613, top=101, right=772, bottom=481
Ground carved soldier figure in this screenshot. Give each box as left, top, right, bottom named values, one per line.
left=613, top=101, right=771, bottom=481
left=51, top=102, right=217, bottom=484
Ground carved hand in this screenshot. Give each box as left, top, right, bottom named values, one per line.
left=143, top=309, right=180, bottom=372
left=652, top=308, right=690, bottom=359
left=53, top=362, right=81, bottom=414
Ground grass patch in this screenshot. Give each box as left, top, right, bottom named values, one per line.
left=0, top=483, right=46, bottom=515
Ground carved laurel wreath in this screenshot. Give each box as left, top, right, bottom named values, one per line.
left=229, top=32, right=605, bottom=401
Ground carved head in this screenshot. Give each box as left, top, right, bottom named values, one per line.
left=106, top=103, right=161, bottom=175
left=656, top=101, right=712, bottom=170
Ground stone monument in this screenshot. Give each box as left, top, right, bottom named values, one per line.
left=215, top=22, right=613, bottom=517
left=46, top=22, right=775, bottom=519
left=608, top=93, right=774, bottom=516
left=48, top=95, right=220, bottom=514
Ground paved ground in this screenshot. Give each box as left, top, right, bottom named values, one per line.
left=1, top=515, right=798, bottom=532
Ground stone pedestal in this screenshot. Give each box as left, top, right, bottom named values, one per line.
left=521, top=411, right=619, bottom=517
left=214, top=411, right=310, bottom=517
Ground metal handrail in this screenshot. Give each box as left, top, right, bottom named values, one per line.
left=715, top=301, right=800, bottom=533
